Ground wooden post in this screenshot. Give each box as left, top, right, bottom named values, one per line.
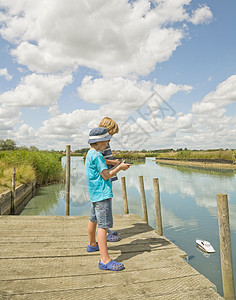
left=217, top=193, right=235, bottom=300
left=65, top=145, right=71, bottom=216
left=11, top=167, right=16, bottom=214
left=153, top=178, right=163, bottom=235
left=121, top=177, right=129, bottom=214
left=139, top=175, right=148, bottom=224
left=31, top=180, right=35, bottom=198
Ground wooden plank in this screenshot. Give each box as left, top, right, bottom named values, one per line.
left=0, top=253, right=194, bottom=280
left=0, top=278, right=222, bottom=300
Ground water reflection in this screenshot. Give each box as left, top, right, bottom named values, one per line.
left=162, top=208, right=198, bottom=231
left=21, top=184, right=64, bottom=215
left=154, top=161, right=236, bottom=231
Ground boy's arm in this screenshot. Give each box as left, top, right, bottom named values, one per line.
left=104, top=158, right=120, bottom=166
left=101, top=161, right=131, bottom=180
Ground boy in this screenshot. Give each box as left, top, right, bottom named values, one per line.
left=99, top=117, right=120, bottom=241
left=99, top=117, right=120, bottom=182
left=85, top=127, right=131, bottom=271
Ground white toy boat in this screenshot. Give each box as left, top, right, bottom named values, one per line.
left=196, top=239, right=215, bottom=253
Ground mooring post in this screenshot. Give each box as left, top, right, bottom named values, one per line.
left=153, top=178, right=163, bottom=235
left=11, top=167, right=16, bottom=215
left=65, top=145, right=71, bottom=216
left=138, top=175, right=148, bottom=224
left=121, top=176, right=129, bottom=214
left=217, top=193, right=235, bottom=300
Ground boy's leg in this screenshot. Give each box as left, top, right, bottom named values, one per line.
left=97, top=228, right=110, bottom=264
left=107, top=181, right=119, bottom=237
left=88, top=220, right=97, bottom=247
left=96, top=199, right=113, bottom=263
left=88, top=202, right=98, bottom=247
left=96, top=199, right=124, bottom=271
left=87, top=200, right=115, bottom=247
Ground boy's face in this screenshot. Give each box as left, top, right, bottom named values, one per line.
left=97, top=140, right=109, bottom=151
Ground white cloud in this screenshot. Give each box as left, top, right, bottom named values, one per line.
left=0, top=72, right=73, bottom=107
left=36, top=109, right=95, bottom=146
left=202, top=75, right=236, bottom=106
left=176, top=113, right=193, bottom=129
left=78, top=76, right=152, bottom=107
left=11, top=42, right=76, bottom=74
left=0, top=104, right=21, bottom=130
left=153, top=0, right=191, bottom=24
left=179, top=75, right=236, bottom=149
left=0, top=0, right=211, bottom=76
left=192, top=102, right=216, bottom=115
left=0, top=68, right=12, bottom=80
left=8, top=109, right=95, bottom=150
left=16, top=123, right=36, bottom=140
left=48, top=102, right=60, bottom=117
left=192, top=75, right=236, bottom=114
left=189, top=5, right=213, bottom=25
left=78, top=76, right=192, bottom=110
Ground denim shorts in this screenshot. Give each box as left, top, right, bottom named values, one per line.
left=90, top=198, right=113, bottom=229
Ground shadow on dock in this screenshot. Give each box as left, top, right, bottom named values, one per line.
left=108, top=222, right=171, bottom=262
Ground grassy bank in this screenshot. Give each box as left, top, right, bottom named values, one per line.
left=156, top=159, right=236, bottom=171
left=155, top=149, right=236, bottom=170
left=113, top=152, right=146, bottom=160
left=156, top=150, right=236, bottom=163
left=0, top=150, right=63, bottom=194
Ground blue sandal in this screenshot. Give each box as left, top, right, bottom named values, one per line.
left=107, top=228, right=118, bottom=236
left=99, top=259, right=124, bottom=271
left=87, top=242, right=99, bottom=252
left=107, top=231, right=121, bottom=242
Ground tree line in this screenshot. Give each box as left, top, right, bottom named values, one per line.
left=0, top=139, right=39, bottom=151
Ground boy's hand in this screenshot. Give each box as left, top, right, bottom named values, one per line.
left=101, top=160, right=131, bottom=180
left=120, top=160, right=132, bottom=171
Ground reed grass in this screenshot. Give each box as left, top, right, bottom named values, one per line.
left=0, top=161, right=35, bottom=193
left=0, top=150, right=63, bottom=194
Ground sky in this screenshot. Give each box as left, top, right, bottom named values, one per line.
left=0, top=0, right=236, bottom=151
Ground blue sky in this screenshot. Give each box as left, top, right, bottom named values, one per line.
left=0, top=0, right=235, bottom=151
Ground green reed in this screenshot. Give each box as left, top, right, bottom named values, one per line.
left=0, top=150, right=63, bottom=193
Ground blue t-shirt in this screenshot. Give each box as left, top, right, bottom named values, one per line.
left=85, top=149, right=113, bottom=202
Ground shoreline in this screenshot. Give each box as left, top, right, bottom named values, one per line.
left=155, top=159, right=236, bottom=170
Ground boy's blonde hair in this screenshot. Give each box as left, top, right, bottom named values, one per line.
left=99, top=117, right=119, bottom=136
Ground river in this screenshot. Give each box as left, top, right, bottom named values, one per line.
left=21, top=156, right=236, bottom=297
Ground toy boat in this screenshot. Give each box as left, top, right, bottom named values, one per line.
left=196, top=239, right=215, bottom=253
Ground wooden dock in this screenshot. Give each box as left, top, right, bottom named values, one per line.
left=0, top=215, right=223, bottom=299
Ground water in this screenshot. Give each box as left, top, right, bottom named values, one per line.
left=21, top=156, right=236, bottom=297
